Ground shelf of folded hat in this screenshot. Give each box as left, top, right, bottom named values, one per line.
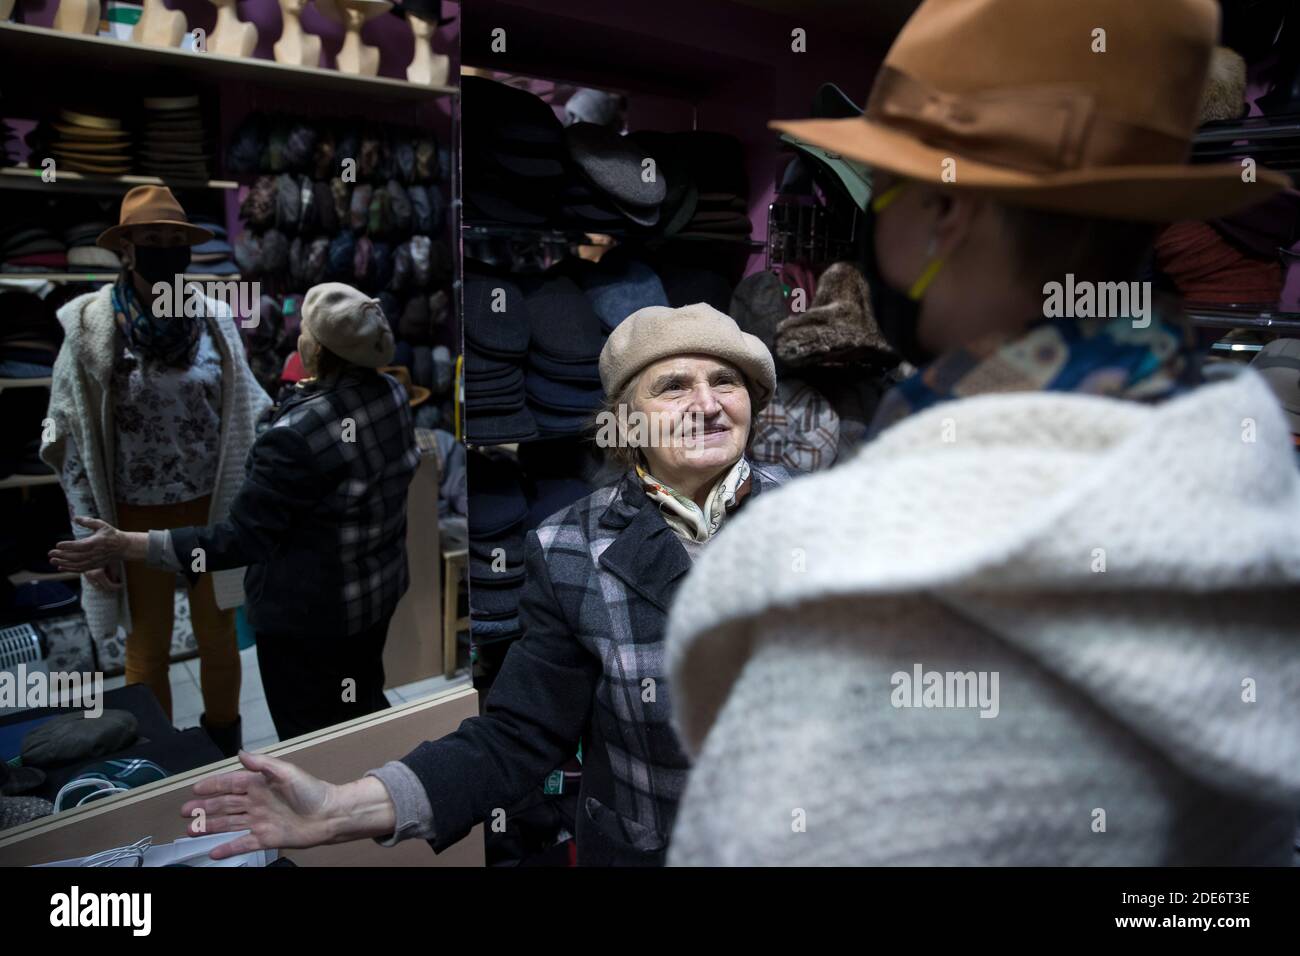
left=0, top=273, right=241, bottom=283
left=0, top=166, right=239, bottom=195
left=0, top=23, right=457, bottom=102
left=0, top=472, right=59, bottom=490
left=0, top=376, right=52, bottom=390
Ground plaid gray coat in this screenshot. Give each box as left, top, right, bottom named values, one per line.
left=401, top=460, right=791, bottom=865
left=173, top=369, right=419, bottom=638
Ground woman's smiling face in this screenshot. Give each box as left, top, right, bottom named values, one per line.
left=632, top=353, right=751, bottom=477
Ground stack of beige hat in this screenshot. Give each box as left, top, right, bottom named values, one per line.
left=50, top=109, right=133, bottom=175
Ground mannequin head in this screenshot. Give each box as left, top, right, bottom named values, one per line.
left=118, top=228, right=192, bottom=305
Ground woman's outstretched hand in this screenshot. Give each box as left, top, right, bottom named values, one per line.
left=181, top=750, right=398, bottom=860
left=48, top=517, right=135, bottom=572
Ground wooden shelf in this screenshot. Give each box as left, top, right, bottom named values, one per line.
left=0, top=166, right=239, bottom=195
left=0, top=22, right=457, bottom=103
left=0, top=473, right=59, bottom=490
left=0, top=377, right=52, bottom=390
left=0, top=273, right=241, bottom=283
left=9, top=570, right=79, bottom=585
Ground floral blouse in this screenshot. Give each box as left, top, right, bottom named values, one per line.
left=109, top=322, right=224, bottom=506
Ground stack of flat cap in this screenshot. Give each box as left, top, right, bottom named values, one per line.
left=669, top=130, right=752, bottom=241
left=63, top=220, right=121, bottom=272
left=463, top=263, right=538, bottom=444
left=188, top=219, right=238, bottom=276
left=520, top=271, right=607, bottom=437
left=46, top=109, right=133, bottom=175
left=626, top=130, right=698, bottom=236
left=466, top=449, right=528, bottom=643
left=1, top=225, right=67, bottom=273
left=138, top=95, right=210, bottom=182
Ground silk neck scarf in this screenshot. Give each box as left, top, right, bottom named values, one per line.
left=113, top=279, right=201, bottom=368
left=636, top=456, right=753, bottom=544
left=866, top=303, right=1203, bottom=441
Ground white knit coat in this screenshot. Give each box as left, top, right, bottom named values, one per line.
left=665, top=367, right=1300, bottom=865
left=39, top=284, right=271, bottom=639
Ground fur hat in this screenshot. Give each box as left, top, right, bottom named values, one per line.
left=1199, top=46, right=1248, bottom=123
left=775, top=262, right=896, bottom=368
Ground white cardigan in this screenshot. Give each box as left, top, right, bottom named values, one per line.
left=665, top=367, right=1300, bottom=865
left=39, top=284, right=271, bottom=639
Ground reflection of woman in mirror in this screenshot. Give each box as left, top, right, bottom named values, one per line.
left=41, top=186, right=268, bottom=759
left=52, top=283, right=419, bottom=746
left=173, top=305, right=789, bottom=866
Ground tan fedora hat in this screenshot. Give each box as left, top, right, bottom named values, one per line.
left=771, top=0, right=1293, bottom=222
left=96, top=185, right=214, bottom=251
left=380, top=365, right=432, bottom=407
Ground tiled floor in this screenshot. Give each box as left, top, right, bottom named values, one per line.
left=103, top=647, right=471, bottom=750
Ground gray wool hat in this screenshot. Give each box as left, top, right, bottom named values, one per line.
left=599, top=302, right=776, bottom=410
left=564, top=121, right=666, bottom=215
left=302, top=282, right=396, bottom=369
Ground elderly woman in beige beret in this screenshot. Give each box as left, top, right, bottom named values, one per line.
left=161, top=302, right=790, bottom=867
left=52, top=282, right=420, bottom=748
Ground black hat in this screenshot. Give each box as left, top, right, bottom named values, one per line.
left=628, top=129, right=698, bottom=236
left=656, top=261, right=734, bottom=313
left=464, top=268, right=532, bottom=358
left=525, top=370, right=604, bottom=413
left=389, top=0, right=456, bottom=24
left=521, top=273, right=606, bottom=362
left=526, top=349, right=603, bottom=385
left=670, top=130, right=748, bottom=199
left=462, top=75, right=564, bottom=154
left=465, top=406, right=540, bottom=445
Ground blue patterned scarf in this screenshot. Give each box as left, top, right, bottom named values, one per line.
left=866, top=303, right=1204, bottom=441
left=112, top=280, right=201, bottom=368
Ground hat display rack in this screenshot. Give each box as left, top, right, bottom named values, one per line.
left=224, top=109, right=457, bottom=428
left=1181, top=14, right=1300, bottom=337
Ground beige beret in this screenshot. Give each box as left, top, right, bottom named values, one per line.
left=598, top=302, right=777, bottom=411
left=301, top=282, right=395, bottom=369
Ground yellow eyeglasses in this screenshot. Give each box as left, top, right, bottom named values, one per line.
left=870, top=181, right=909, bottom=214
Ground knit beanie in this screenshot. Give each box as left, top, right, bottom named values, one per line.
left=301, top=282, right=396, bottom=368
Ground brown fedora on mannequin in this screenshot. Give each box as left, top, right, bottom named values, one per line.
left=772, top=0, right=1292, bottom=221
left=96, top=185, right=214, bottom=250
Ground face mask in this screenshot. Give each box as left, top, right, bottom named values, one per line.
left=858, top=182, right=946, bottom=368
left=131, top=244, right=191, bottom=288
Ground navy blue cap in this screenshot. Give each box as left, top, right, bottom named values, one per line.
left=524, top=370, right=604, bottom=413
left=578, top=250, right=670, bottom=332
left=521, top=272, right=606, bottom=362
left=464, top=268, right=531, bottom=358
left=465, top=405, right=540, bottom=445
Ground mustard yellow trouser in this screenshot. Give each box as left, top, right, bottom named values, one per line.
left=116, top=496, right=240, bottom=726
